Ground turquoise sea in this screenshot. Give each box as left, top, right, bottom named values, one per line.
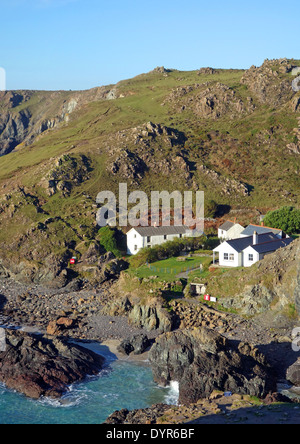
left=0, top=342, right=178, bottom=424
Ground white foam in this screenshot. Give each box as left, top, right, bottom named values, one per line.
left=164, top=381, right=180, bottom=405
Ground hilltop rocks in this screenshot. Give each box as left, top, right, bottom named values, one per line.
left=151, top=67, right=173, bottom=74
left=0, top=330, right=104, bottom=399
left=241, top=59, right=295, bottom=106
left=198, top=67, right=217, bottom=75
left=107, top=122, right=188, bottom=182
left=163, top=82, right=253, bottom=119
left=149, top=328, right=276, bottom=404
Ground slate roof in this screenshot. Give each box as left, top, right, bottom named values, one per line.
left=221, top=233, right=278, bottom=252
left=241, top=224, right=282, bottom=236
left=219, top=221, right=235, bottom=231
left=131, top=226, right=189, bottom=237
left=249, top=238, right=294, bottom=254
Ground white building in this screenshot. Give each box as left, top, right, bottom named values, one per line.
left=240, top=224, right=287, bottom=239
left=218, top=221, right=244, bottom=240
left=213, top=232, right=293, bottom=268
left=127, top=226, right=197, bottom=255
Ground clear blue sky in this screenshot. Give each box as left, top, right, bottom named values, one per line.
left=0, top=0, right=299, bottom=90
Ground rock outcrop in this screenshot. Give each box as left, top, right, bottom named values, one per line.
left=149, top=328, right=276, bottom=404
left=0, top=330, right=104, bottom=399
left=128, top=304, right=175, bottom=333
left=105, top=404, right=171, bottom=424
left=106, top=122, right=188, bottom=183
left=117, top=334, right=151, bottom=356
left=41, top=154, right=92, bottom=197
left=287, top=117, right=300, bottom=155
left=163, top=82, right=253, bottom=119
left=240, top=59, right=295, bottom=106
left=287, top=358, right=300, bottom=386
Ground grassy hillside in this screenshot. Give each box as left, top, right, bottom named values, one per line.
left=0, top=59, right=299, bottom=283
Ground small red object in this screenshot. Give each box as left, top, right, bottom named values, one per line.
left=70, top=258, right=76, bottom=265
left=204, top=294, right=211, bottom=301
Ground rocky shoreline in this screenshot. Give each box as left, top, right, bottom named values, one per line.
left=0, top=276, right=299, bottom=422
left=0, top=329, right=105, bottom=399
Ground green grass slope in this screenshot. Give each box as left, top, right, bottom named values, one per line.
left=0, top=59, right=299, bottom=283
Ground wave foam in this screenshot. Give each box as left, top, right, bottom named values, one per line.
left=164, top=381, right=180, bottom=405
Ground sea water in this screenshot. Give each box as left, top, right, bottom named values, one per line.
left=0, top=342, right=179, bottom=424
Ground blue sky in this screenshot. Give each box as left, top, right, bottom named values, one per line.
left=0, top=0, right=299, bottom=90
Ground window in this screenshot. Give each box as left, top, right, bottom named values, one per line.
left=229, top=254, right=234, bottom=261
left=134, top=245, right=138, bottom=251
left=179, top=234, right=183, bottom=239
left=164, top=235, right=167, bottom=240
left=134, top=234, right=137, bottom=239
left=224, top=253, right=234, bottom=261
left=248, top=254, right=254, bottom=262
left=147, top=236, right=151, bottom=243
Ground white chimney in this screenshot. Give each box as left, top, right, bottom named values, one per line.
left=253, top=231, right=258, bottom=245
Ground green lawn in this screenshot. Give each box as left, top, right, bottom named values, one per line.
left=132, top=255, right=212, bottom=282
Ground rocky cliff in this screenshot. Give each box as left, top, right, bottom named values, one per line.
left=149, top=328, right=276, bottom=405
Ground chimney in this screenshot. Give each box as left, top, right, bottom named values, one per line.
left=253, top=231, right=258, bottom=245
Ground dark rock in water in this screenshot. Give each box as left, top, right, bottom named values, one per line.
left=117, top=334, right=151, bottom=356
left=0, top=330, right=104, bottom=399
left=149, top=328, right=277, bottom=404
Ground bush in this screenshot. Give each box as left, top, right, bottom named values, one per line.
left=97, top=226, right=122, bottom=257
left=203, top=236, right=220, bottom=250
left=263, top=206, right=300, bottom=234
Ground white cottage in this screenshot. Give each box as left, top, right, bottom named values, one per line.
left=243, top=238, right=294, bottom=267
left=127, top=226, right=196, bottom=255
left=218, top=220, right=244, bottom=240
left=213, top=232, right=293, bottom=268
